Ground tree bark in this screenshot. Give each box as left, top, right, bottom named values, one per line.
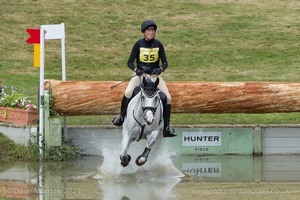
left=44, top=80, right=300, bottom=116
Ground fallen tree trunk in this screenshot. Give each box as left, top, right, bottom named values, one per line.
left=44, top=80, right=300, bottom=116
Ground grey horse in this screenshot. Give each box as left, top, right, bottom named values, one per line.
left=120, top=75, right=164, bottom=167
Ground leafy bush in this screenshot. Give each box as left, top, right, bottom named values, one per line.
left=45, top=142, right=81, bottom=161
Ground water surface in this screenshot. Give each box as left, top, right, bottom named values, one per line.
left=0, top=154, right=300, bottom=200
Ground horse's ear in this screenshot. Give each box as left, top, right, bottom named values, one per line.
left=142, top=76, right=147, bottom=87
left=154, top=77, right=160, bottom=88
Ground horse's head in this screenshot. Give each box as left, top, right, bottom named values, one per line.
left=140, top=75, right=160, bottom=125
left=141, top=75, right=159, bottom=96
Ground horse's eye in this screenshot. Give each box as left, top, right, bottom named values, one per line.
left=141, top=96, right=145, bottom=101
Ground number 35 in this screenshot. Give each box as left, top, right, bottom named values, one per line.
left=143, top=54, right=155, bottom=61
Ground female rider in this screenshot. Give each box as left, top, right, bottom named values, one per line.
left=112, top=20, right=176, bottom=137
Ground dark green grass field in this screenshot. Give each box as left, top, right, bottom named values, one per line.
left=1, top=0, right=300, bottom=125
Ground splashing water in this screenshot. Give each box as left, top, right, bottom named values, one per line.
left=95, top=139, right=184, bottom=200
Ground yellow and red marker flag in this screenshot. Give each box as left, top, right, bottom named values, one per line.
left=26, top=29, right=40, bottom=44
left=26, top=28, right=40, bottom=68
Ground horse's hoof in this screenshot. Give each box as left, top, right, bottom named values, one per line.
left=120, top=155, right=131, bottom=167
left=135, top=155, right=147, bottom=166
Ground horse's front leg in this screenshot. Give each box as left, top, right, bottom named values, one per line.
left=135, top=130, right=160, bottom=166
left=146, top=129, right=160, bottom=148
left=120, top=129, right=133, bottom=167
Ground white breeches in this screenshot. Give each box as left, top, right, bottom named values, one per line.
left=124, top=74, right=171, bottom=105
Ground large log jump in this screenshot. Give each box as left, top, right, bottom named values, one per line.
left=45, top=80, right=300, bottom=116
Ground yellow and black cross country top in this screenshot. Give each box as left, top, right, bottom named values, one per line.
left=139, top=47, right=159, bottom=63
left=127, top=38, right=168, bottom=74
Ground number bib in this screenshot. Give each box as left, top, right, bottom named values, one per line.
left=139, top=47, right=159, bottom=63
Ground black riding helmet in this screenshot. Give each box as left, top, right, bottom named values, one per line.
left=141, top=20, right=157, bottom=32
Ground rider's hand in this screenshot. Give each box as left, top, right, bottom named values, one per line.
left=135, top=68, right=144, bottom=76
left=152, top=68, right=162, bottom=75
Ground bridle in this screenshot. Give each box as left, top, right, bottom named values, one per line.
left=141, top=88, right=160, bottom=115
left=133, top=84, right=162, bottom=141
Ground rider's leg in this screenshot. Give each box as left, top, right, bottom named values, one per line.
left=163, top=104, right=176, bottom=137
left=157, top=77, right=176, bottom=137
left=112, top=95, right=130, bottom=126
left=112, top=75, right=140, bottom=126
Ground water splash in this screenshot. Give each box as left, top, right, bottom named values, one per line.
left=95, top=140, right=184, bottom=200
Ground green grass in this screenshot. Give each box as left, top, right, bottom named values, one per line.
left=1, top=0, right=300, bottom=125
left=0, top=133, right=38, bottom=161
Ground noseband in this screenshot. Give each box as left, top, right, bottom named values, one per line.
left=141, top=88, right=159, bottom=115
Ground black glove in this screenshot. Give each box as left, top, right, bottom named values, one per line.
left=135, top=68, right=144, bottom=76
left=152, top=68, right=162, bottom=75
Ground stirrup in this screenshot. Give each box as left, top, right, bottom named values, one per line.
left=163, top=126, right=176, bottom=137
left=112, top=116, right=124, bottom=126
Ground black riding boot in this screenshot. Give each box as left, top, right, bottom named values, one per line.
left=163, top=104, right=176, bottom=137
left=112, top=95, right=130, bottom=126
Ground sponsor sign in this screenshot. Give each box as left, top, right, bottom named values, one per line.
left=182, top=131, right=222, bottom=146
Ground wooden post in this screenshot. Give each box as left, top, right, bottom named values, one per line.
left=45, top=80, right=300, bottom=116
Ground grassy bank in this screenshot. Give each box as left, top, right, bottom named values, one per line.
left=1, top=0, right=300, bottom=124
left=0, top=133, right=80, bottom=161
left=0, top=133, right=38, bottom=161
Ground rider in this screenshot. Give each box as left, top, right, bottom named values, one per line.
left=112, top=20, right=176, bottom=137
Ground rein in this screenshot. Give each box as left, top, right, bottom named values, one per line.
left=131, top=75, right=162, bottom=142
left=132, top=89, right=159, bottom=142
left=132, top=109, right=145, bottom=142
